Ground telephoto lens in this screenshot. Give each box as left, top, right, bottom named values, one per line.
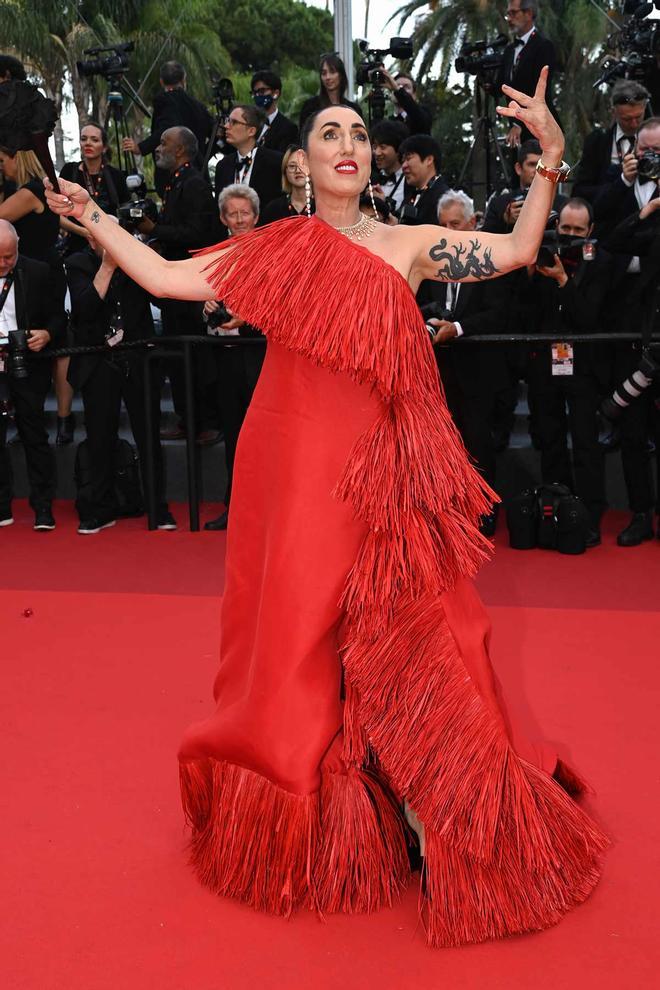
left=600, top=350, right=659, bottom=420
left=7, top=329, right=29, bottom=380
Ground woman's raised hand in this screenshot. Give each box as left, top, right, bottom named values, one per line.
left=44, top=176, right=90, bottom=221
left=497, top=66, right=564, bottom=163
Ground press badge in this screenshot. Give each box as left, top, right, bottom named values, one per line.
left=551, top=342, right=573, bottom=376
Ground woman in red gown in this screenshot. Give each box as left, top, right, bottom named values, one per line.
left=46, top=73, right=607, bottom=946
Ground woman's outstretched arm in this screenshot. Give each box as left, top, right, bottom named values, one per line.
left=406, top=67, right=566, bottom=285
left=44, top=177, right=222, bottom=301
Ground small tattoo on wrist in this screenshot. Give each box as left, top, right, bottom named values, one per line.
left=90, top=210, right=101, bottom=224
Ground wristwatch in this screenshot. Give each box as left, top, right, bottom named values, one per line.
left=535, top=158, right=571, bottom=184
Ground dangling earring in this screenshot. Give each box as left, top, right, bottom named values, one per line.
left=304, top=174, right=312, bottom=218
left=368, top=177, right=377, bottom=216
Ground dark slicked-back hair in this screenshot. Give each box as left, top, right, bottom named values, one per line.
left=399, top=134, right=442, bottom=172
left=160, top=61, right=185, bottom=87
left=300, top=106, right=366, bottom=151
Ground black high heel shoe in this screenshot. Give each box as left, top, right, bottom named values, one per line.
left=56, top=413, right=75, bottom=445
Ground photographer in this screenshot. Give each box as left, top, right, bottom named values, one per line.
left=251, top=70, right=299, bottom=152
left=138, top=126, right=221, bottom=443
left=378, top=70, right=432, bottom=135
left=65, top=226, right=176, bottom=534
left=398, top=134, right=448, bottom=224
left=601, top=116, right=660, bottom=546
left=213, top=104, right=283, bottom=216
left=203, top=185, right=265, bottom=532
left=573, top=81, right=650, bottom=205
left=526, top=199, right=612, bottom=546
left=483, top=139, right=566, bottom=233
left=370, top=120, right=409, bottom=215
left=122, top=61, right=214, bottom=197
left=496, top=0, right=558, bottom=148
left=417, top=191, right=509, bottom=535
left=0, top=220, right=66, bottom=530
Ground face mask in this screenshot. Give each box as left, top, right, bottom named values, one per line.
left=254, top=92, right=274, bottom=110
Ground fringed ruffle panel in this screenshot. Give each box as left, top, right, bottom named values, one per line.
left=179, top=758, right=410, bottom=918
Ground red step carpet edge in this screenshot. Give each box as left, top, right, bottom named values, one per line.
left=2, top=502, right=660, bottom=989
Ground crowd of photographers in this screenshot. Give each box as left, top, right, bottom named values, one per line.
left=0, top=8, right=659, bottom=548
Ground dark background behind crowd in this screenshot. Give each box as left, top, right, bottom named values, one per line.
left=1, top=0, right=659, bottom=547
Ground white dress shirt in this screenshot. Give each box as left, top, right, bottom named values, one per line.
left=611, top=124, right=634, bottom=165
left=446, top=281, right=464, bottom=337
left=380, top=167, right=405, bottom=210
left=0, top=275, right=18, bottom=343
left=621, top=172, right=657, bottom=272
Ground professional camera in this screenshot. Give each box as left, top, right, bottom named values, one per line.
left=455, top=35, right=508, bottom=81
left=356, top=38, right=414, bottom=86
left=536, top=232, right=597, bottom=268
left=601, top=347, right=659, bottom=420
left=419, top=301, right=452, bottom=321
left=593, top=1, right=660, bottom=89
left=206, top=303, right=232, bottom=330
left=77, top=42, right=134, bottom=80
left=638, top=148, right=660, bottom=181
left=211, top=74, right=235, bottom=114
left=5, top=329, right=29, bottom=380
left=117, top=173, right=158, bottom=230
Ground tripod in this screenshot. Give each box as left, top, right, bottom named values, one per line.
left=458, top=81, right=511, bottom=206
left=102, top=74, right=151, bottom=178
left=202, top=78, right=235, bottom=175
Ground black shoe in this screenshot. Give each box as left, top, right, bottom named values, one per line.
left=78, top=517, right=117, bottom=535
left=617, top=512, right=654, bottom=547
left=34, top=507, right=56, bottom=531
left=479, top=512, right=498, bottom=538
left=156, top=510, right=177, bottom=531
left=204, top=510, right=228, bottom=531
left=56, top=414, right=75, bottom=445
left=0, top=507, right=14, bottom=527
left=585, top=527, right=601, bottom=548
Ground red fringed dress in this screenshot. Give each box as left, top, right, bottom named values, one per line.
left=178, top=215, right=608, bottom=946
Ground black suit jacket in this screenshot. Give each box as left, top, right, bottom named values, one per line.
left=12, top=255, right=67, bottom=360
left=260, top=111, right=299, bottom=153
left=525, top=250, right=614, bottom=383
left=152, top=165, right=221, bottom=261
left=592, top=174, right=640, bottom=283
left=139, top=88, right=214, bottom=195
left=214, top=147, right=284, bottom=213
left=604, top=200, right=660, bottom=332
left=390, top=87, right=432, bottom=135
left=497, top=31, right=559, bottom=140
left=416, top=276, right=511, bottom=394
left=572, top=126, right=624, bottom=204
left=65, top=249, right=154, bottom=389
left=482, top=188, right=568, bottom=235
left=402, top=174, right=449, bottom=225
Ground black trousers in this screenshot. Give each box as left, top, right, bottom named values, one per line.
left=214, top=341, right=265, bottom=504
left=439, top=358, right=497, bottom=491
left=528, top=372, right=605, bottom=518
left=78, top=357, right=167, bottom=520
left=619, top=387, right=660, bottom=514
left=0, top=362, right=54, bottom=511
left=159, top=301, right=212, bottom=429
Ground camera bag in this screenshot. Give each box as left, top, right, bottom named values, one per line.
left=506, top=484, right=590, bottom=554
left=505, top=488, right=538, bottom=549
left=74, top=438, right=143, bottom=518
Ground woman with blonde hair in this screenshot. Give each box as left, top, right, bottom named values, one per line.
left=259, top=145, right=311, bottom=224
left=0, top=149, right=72, bottom=444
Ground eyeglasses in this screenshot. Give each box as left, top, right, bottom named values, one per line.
left=226, top=117, right=248, bottom=127
left=252, top=87, right=272, bottom=96
left=285, top=164, right=303, bottom=173
left=505, top=7, right=524, bottom=18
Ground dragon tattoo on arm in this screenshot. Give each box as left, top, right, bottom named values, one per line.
left=429, top=238, right=500, bottom=281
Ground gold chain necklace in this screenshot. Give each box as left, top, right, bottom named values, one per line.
left=334, top=212, right=378, bottom=241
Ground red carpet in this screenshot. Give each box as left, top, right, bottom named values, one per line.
left=2, top=502, right=659, bottom=990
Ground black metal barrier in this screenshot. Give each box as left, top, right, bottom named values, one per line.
left=28, top=331, right=660, bottom=531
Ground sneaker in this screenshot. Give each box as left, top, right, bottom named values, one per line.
left=77, top=518, right=117, bottom=535
left=156, top=510, right=177, bottom=531
left=34, top=508, right=56, bottom=531
left=0, top=507, right=14, bottom=527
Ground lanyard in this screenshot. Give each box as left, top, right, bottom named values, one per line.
left=163, top=162, right=191, bottom=206
left=0, top=270, right=14, bottom=316
left=81, top=165, right=103, bottom=200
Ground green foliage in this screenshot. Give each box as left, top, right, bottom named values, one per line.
left=209, top=0, right=333, bottom=74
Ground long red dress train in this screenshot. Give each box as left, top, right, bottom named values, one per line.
left=178, top=216, right=608, bottom=946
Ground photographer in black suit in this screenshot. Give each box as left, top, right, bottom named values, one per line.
left=203, top=185, right=265, bottom=532
left=573, top=80, right=650, bottom=205
left=0, top=220, right=66, bottom=530
left=136, top=126, right=221, bottom=443
left=526, top=199, right=612, bottom=546
left=251, top=71, right=299, bottom=153
left=122, top=61, right=214, bottom=197
left=66, top=228, right=176, bottom=534
left=483, top=139, right=566, bottom=233
left=213, top=104, right=283, bottom=218
left=417, top=191, right=509, bottom=536
left=601, top=117, right=660, bottom=546
left=398, top=135, right=448, bottom=225
left=370, top=120, right=409, bottom=217
left=497, top=1, right=559, bottom=149
left=378, top=70, right=432, bottom=135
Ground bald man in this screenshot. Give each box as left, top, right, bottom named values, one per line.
left=0, top=220, right=67, bottom=529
